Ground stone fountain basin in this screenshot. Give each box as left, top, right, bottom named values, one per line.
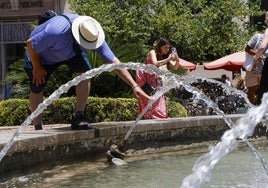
left=0, top=114, right=267, bottom=180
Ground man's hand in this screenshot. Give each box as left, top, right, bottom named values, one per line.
left=26, top=39, right=46, bottom=87
left=132, top=85, right=151, bottom=100
left=32, top=65, right=47, bottom=86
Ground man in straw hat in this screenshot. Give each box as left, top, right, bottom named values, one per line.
left=24, top=13, right=149, bottom=131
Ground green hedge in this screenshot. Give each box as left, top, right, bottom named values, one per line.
left=0, top=97, right=187, bottom=126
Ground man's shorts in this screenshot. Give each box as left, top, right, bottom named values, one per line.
left=24, top=52, right=92, bottom=93
left=245, top=71, right=261, bottom=87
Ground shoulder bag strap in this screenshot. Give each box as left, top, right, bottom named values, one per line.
left=60, top=15, right=82, bottom=53
left=254, top=34, right=261, bottom=50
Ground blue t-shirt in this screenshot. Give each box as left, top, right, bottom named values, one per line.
left=94, top=41, right=115, bottom=63
left=26, top=14, right=115, bottom=65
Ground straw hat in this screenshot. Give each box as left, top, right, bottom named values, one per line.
left=72, top=16, right=105, bottom=50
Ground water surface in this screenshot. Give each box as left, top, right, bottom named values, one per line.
left=2, top=147, right=268, bottom=188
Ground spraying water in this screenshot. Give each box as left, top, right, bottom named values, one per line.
left=0, top=63, right=267, bottom=188
left=0, top=63, right=175, bottom=163
left=142, top=67, right=268, bottom=187
left=181, top=93, right=268, bottom=187
left=115, top=64, right=268, bottom=187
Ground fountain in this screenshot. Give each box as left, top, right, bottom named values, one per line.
left=0, top=62, right=267, bottom=187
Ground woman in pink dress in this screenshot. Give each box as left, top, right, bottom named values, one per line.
left=136, top=37, right=180, bottom=119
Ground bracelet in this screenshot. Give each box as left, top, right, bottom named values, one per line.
left=131, top=84, right=140, bottom=90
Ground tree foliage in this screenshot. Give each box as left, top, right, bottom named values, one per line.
left=3, top=0, right=264, bottom=99
left=68, top=0, right=263, bottom=61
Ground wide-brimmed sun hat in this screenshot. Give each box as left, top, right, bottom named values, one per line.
left=72, top=16, right=105, bottom=50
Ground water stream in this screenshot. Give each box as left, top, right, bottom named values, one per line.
left=0, top=62, right=267, bottom=188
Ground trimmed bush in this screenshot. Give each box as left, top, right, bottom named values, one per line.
left=0, top=99, right=31, bottom=126
left=0, top=97, right=187, bottom=126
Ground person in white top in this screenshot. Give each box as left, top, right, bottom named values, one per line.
left=244, top=33, right=264, bottom=104
left=221, top=74, right=231, bottom=86
left=254, top=11, right=268, bottom=105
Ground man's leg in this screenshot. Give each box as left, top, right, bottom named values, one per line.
left=247, top=86, right=256, bottom=104
left=24, top=64, right=49, bottom=130
left=71, top=77, right=92, bottom=130
left=75, top=78, right=91, bottom=111
left=29, top=91, right=43, bottom=130
left=66, top=52, right=92, bottom=130
left=256, top=60, right=268, bottom=105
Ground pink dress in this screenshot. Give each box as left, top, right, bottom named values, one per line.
left=136, top=56, right=168, bottom=119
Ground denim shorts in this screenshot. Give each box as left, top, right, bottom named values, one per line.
left=24, top=52, right=92, bottom=93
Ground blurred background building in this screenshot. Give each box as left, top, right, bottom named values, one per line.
left=0, top=0, right=71, bottom=99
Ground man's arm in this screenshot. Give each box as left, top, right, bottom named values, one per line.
left=26, top=39, right=47, bottom=86
left=95, top=41, right=150, bottom=99
left=111, top=57, right=150, bottom=99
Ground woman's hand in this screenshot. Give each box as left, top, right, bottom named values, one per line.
left=168, top=53, right=174, bottom=61
left=173, top=52, right=180, bottom=61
